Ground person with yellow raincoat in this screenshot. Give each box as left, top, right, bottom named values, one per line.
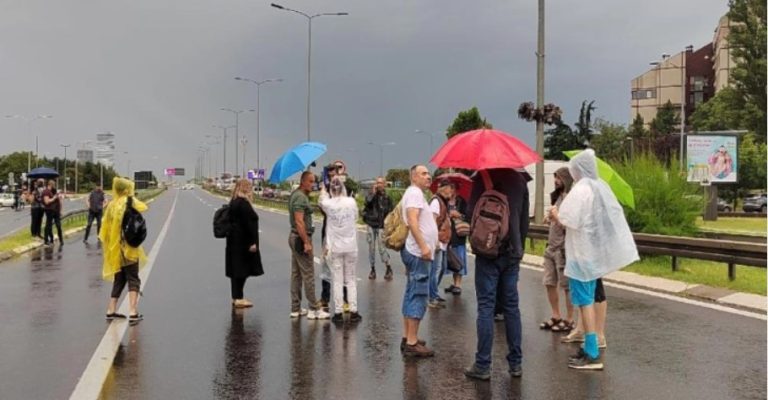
left=100, top=177, right=148, bottom=322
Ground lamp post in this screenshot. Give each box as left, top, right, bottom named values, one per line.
left=235, top=77, right=283, bottom=173
left=220, top=109, right=254, bottom=177
left=414, top=129, right=436, bottom=157
left=271, top=3, right=348, bottom=141
left=213, top=125, right=236, bottom=175
left=60, top=144, right=71, bottom=193
left=533, top=0, right=546, bottom=224
left=240, top=136, right=248, bottom=177
left=367, top=141, right=396, bottom=177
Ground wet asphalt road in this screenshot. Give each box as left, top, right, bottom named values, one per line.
left=0, top=197, right=86, bottom=237
left=0, top=188, right=765, bottom=400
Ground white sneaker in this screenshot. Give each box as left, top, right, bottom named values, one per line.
left=289, top=308, right=308, bottom=318
left=307, top=309, right=331, bottom=320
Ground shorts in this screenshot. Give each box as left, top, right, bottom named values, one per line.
left=569, top=279, right=597, bottom=307
left=400, top=250, right=430, bottom=320
left=542, top=248, right=567, bottom=288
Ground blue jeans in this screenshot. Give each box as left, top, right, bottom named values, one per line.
left=429, top=249, right=447, bottom=301
left=474, top=254, right=522, bottom=371
left=400, top=250, right=430, bottom=320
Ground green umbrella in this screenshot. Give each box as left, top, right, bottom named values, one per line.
left=563, top=150, right=635, bottom=210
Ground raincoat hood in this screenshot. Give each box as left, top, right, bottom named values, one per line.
left=550, top=167, right=574, bottom=206
left=568, top=149, right=599, bottom=181
left=99, top=177, right=148, bottom=280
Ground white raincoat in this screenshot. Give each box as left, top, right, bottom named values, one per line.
left=558, top=149, right=639, bottom=281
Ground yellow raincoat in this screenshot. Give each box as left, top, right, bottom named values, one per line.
left=99, top=177, right=148, bottom=280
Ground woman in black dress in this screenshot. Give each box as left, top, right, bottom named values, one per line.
left=227, top=179, right=264, bottom=308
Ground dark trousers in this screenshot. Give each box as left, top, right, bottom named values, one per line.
left=231, top=277, right=247, bottom=300
left=84, top=210, right=103, bottom=240
left=321, top=279, right=348, bottom=305
left=111, top=263, right=141, bottom=298
left=44, top=210, right=62, bottom=244
left=31, top=208, right=44, bottom=237
left=475, top=254, right=522, bottom=370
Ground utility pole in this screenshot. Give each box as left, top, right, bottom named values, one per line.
left=533, top=0, right=546, bottom=223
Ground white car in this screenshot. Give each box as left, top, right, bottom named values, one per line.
left=0, top=193, right=15, bottom=207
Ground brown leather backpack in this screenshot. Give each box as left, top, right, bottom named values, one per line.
left=434, top=196, right=452, bottom=244
left=469, top=171, right=510, bottom=259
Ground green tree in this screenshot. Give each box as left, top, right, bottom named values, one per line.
left=590, top=120, right=630, bottom=163
left=446, top=107, right=492, bottom=139
left=737, top=133, right=767, bottom=191
left=574, top=100, right=596, bottom=146
left=728, top=0, right=767, bottom=139
left=650, top=101, right=679, bottom=136
left=629, top=114, right=648, bottom=139
left=543, top=100, right=595, bottom=160
left=689, top=87, right=749, bottom=131
left=386, top=168, right=410, bottom=187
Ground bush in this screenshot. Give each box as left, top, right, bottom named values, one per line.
left=615, top=153, right=704, bottom=236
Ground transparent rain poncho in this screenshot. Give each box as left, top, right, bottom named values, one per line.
left=99, top=177, right=148, bottom=280
left=558, top=149, right=639, bottom=281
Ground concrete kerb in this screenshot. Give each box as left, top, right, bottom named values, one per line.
left=203, top=189, right=768, bottom=316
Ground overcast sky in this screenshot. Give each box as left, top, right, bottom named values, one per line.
left=0, top=0, right=729, bottom=180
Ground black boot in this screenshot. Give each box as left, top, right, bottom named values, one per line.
left=368, top=267, right=376, bottom=280
left=384, top=265, right=393, bottom=281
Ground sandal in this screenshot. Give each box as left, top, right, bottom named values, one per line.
left=551, top=319, right=574, bottom=333
left=539, top=317, right=561, bottom=330
left=128, top=314, right=143, bottom=321
left=106, top=313, right=127, bottom=320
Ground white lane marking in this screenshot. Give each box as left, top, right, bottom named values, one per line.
left=69, top=190, right=180, bottom=400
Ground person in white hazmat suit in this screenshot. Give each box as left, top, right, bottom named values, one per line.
left=550, top=149, right=638, bottom=371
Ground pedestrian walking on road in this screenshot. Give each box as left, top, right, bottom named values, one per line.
left=550, top=149, right=638, bottom=371
left=427, top=180, right=452, bottom=309
left=100, top=177, right=148, bottom=322
left=288, top=171, right=330, bottom=320
left=363, top=177, right=394, bottom=280
left=464, top=168, right=528, bottom=380
left=42, top=180, right=63, bottom=247
left=226, top=179, right=264, bottom=309
left=29, top=179, right=46, bottom=238
left=318, top=176, right=362, bottom=325
left=400, top=165, right=437, bottom=358
left=84, top=185, right=107, bottom=243
left=539, top=167, right=575, bottom=333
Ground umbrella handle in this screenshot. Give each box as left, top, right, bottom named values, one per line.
left=480, top=170, right=493, bottom=190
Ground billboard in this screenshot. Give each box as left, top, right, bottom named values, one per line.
left=164, top=168, right=186, bottom=177
left=686, top=134, right=738, bottom=184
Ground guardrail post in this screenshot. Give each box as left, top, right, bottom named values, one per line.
left=728, top=262, right=736, bottom=281
left=671, top=256, right=678, bottom=272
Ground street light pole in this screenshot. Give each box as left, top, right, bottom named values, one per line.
left=368, top=141, right=396, bottom=177
left=213, top=125, right=235, bottom=175
left=271, top=3, right=348, bottom=141
left=60, top=144, right=70, bottom=194
left=235, top=77, right=282, bottom=174
left=533, top=0, right=546, bottom=223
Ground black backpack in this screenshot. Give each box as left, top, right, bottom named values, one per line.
left=122, top=197, right=147, bottom=247
left=213, top=204, right=232, bottom=239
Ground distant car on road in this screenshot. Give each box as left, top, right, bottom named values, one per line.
left=0, top=193, right=14, bottom=207
left=261, top=188, right=275, bottom=198
left=742, top=193, right=767, bottom=213
left=717, top=198, right=732, bottom=212
left=181, top=184, right=195, bottom=190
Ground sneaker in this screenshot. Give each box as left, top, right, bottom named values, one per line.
left=232, top=299, right=254, bottom=308
left=599, top=336, right=607, bottom=349
left=403, top=343, right=435, bottom=358
left=494, top=314, right=504, bottom=321
left=568, top=353, right=604, bottom=370
left=384, top=266, right=393, bottom=281
left=435, top=296, right=447, bottom=303
left=444, top=285, right=456, bottom=294
left=463, top=364, right=491, bottom=380
left=509, top=365, right=523, bottom=378
left=368, top=268, right=376, bottom=280
left=331, top=313, right=344, bottom=324
left=128, top=313, right=143, bottom=322
left=428, top=300, right=445, bottom=309
left=400, top=338, right=426, bottom=352
left=451, top=286, right=462, bottom=295
left=349, top=312, right=363, bottom=323
left=289, top=308, right=308, bottom=318
left=561, top=331, right=585, bottom=343
left=308, top=309, right=331, bottom=320
left=568, top=348, right=587, bottom=362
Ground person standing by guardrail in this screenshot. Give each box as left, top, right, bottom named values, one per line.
left=83, top=185, right=107, bottom=243
left=42, top=180, right=63, bottom=247
left=28, top=179, right=46, bottom=239
left=550, top=149, right=638, bottom=371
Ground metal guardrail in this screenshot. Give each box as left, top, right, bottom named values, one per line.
left=718, top=211, right=767, bottom=218
left=527, top=224, right=767, bottom=281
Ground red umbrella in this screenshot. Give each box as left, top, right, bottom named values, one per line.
left=429, top=129, right=541, bottom=170
left=430, top=172, right=473, bottom=200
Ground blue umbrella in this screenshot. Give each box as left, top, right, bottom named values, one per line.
left=27, top=167, right=60, bottom=179
left=269, top=142, right=327, bottom=183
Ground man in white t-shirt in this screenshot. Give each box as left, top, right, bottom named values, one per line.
left=399, top=165, right=438, bottom=358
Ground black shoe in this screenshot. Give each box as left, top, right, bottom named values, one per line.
left=106, top=313, right=127, bottom=320
left=435, top=296, right=446, bottom=303
left=444, top=285, right=456, bottom=293
left=451, top=286, right=462, bottom=295
left=464, top=364, right=491, bottom=380
left=331, top=313, right=344, bottom=324
left=568, top=353, right=604, bottom=370
left=128, top=313, right=143, bottom=322
left=569, top=348, right=586, bottom=362
left=368, top=268, right=376, bottom=280
left=509, top=365, right=523, bottom=377
left=400, top=338, right=426, bottom=352
left=403, top=343, right=435, bottom=358
left=349, top=312, right=362, bottom=323
left=384, top=266, right=393, bottom=281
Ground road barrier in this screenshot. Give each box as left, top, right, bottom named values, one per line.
left=718, top=211, right=766, bottom=218
left=527, top=224, right=766, bottom=281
